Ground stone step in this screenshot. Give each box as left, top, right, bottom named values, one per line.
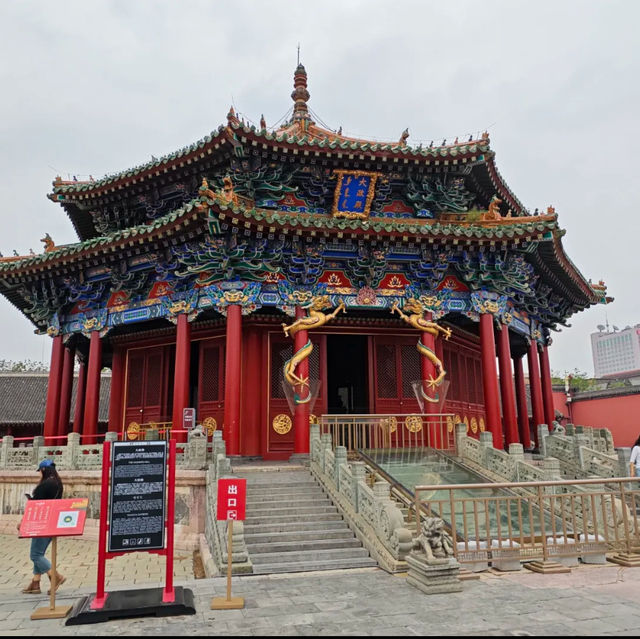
left=251, top=557, right=378, bottom=575
left=245, top=483, right=320, bottom=495
left=243, top=511, right=345, bottom=527
left=250, top=546, right=371, bottom=565
left=244, top=528, right=355, bottom=544
left=246, top=537, right=362, bottom=555
left=246, top=488, right=327, bottom=502
left=243, top=519, right=348, bottom=535
left=246, top=498, right=333, bottom=511
left=245, top=504, right=338, bottom=519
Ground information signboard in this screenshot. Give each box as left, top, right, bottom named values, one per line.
left=108, top=441, right=167, bottom=552
left=216, top=478, right=247, bottom=521
left=183, top=407, right=196, bottom=431
left=19, top=498, right=88, bottom=538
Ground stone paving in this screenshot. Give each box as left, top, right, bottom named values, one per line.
left=2, top=533, right=640, bottom=635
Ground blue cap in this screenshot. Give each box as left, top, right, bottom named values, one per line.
left=37, top=459, right=54, bottom=471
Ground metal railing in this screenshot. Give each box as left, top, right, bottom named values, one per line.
left=319, top=413, right=455, bottom=453
left=414, top=477, right=640, bottom=567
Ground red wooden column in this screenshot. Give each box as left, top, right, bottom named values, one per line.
left=539, top=344, right=556, bottom=428
left=527, top=340, right=545, bottom=448
left=513, top=355, right=532, bottom=449
left=224, top=304, right=242, bottom=456
left=171, top=314, right=191, bottom=443
left=241, top=327, right=262, bottom=456
left=57, top=345, right=76, bottom=438
left=108, top=347, right=125, bottom=434
left=73, top=360, right=87, bottom=434
left=496, top=324, right=519, bottom=446
left=293, top=306, right=310, bottom=455
left=83, top=331, right=103, bottom=445
left=43, top=335, right=64, bottom=444
left=479, top=313, right=502, bottom=448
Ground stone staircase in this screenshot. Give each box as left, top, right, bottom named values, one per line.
left=236, top=466, right=377, bottom=575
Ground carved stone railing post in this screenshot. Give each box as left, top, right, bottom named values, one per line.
left=64, top=432, right=80, bottom=469
left=373, top=479, right=390, bottom=501
left=0, top=436, right=13, bottom=468
left=601, top=428, right=614, bottom=454
left=543, top=457, right=561, bottom=492
left=565, top=423, right=575, bottom=436
left=187, top=426, right=207, bottom=469
left=321, top=433, right=332, bottom=473
left=455, top=423, right=466, bottom=457
left=508, top=443, right=524, bottom=461
left=310, top=424, right=321, bottom=462
left=105, top=432, right=118, bottom=442
left=537, top=424, right=549, bottom=456
left=32, top=436, right=44, bottom=468
left=212, top=430, right=225, bottom=460
left=351, top=462, right=366, bottom=512
left=479, top=431, right=493, bottom=465
left=617, top=448, right=632, bottom=477
left=334, top=446, right=347, bottom=490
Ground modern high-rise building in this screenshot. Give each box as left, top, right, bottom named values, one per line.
left=591, top=325, right=640, bottom=377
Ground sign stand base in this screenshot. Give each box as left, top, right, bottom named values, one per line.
left=211, top=596, right=245, bottom=610
left=65, top=586, right=195, bottom=625
left=31, top=604, right=73, bottom=620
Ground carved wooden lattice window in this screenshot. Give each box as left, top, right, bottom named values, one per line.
left=126, top=354, right=144, bottom=407
left=272, top=342, right=293, bottom=399
left=376, top=343, right=397, bottom=398
left=145, top=352, right=163, bottom=407
left=401, top=344, right=420, bottom=398
left=200, top=344, right=221, bottom=402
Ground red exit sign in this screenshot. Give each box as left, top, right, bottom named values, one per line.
left=216, top=478, right=247, bottom=521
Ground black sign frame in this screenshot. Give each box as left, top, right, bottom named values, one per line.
left=108, top=440, right=167, bottom=553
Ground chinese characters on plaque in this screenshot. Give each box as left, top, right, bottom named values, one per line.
left=331, top=170, right=380, bottom=220
left=216, top=478, right=247, bottom=521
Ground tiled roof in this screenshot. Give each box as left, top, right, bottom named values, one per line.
left=0, top=199, right=204, bottom=273
left=0, top=372, right=110, bottom=424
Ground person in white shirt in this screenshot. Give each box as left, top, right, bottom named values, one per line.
left=630, top=435, right=640, bottom=477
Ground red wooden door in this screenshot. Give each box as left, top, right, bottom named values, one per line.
left=372, top=336, right=421, bottom=415
left=124, top=345, right=171, bottom=436
left=266, top=332, right=326, bottom=459
left=442, top=339, right=486, bottom=437
left=197, top=338, right=225, bottom=436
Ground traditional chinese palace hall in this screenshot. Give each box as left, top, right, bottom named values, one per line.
left=0, top=64, right=610, bottom=460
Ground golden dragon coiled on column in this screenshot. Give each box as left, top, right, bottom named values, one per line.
left=391, top=298, right=451, bottom=403
left=282, top=297, right=346, bottom=404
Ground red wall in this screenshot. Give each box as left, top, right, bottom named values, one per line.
left=553, top=389, right=640, bottom=447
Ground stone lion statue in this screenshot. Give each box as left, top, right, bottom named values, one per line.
left=413, top=516, right=454, bottom=560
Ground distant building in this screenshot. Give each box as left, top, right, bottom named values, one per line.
left=0, top=372, right=110, bottom=439
left=591, top=325, right=640, bottom=378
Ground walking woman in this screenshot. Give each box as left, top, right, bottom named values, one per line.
left=20, top=459, right=66, bottom=594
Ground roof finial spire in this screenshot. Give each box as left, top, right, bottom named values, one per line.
left=291, top=60, right=313, bottom=126
left=297, top=42, right=300, bottom=66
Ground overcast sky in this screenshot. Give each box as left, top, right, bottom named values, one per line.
left=0, top=0, right=638, bottom=376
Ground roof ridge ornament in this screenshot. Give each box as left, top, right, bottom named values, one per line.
left=291, top=63, right=313, bottom=128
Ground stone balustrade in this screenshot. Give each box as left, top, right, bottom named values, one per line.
left=203, top=431, right=251, bottom=576
left=309, top=424, right=414, bottom=573
left=455, top=424, right=560, bottom=487
left=538, top=424, right=629, bottom=479
left=0, top=426, right=212, bottom=471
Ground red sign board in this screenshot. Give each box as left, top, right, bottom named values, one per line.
left=216, top=478, right=247, bottom=521
left=19, top=498, right=88, bottom=538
